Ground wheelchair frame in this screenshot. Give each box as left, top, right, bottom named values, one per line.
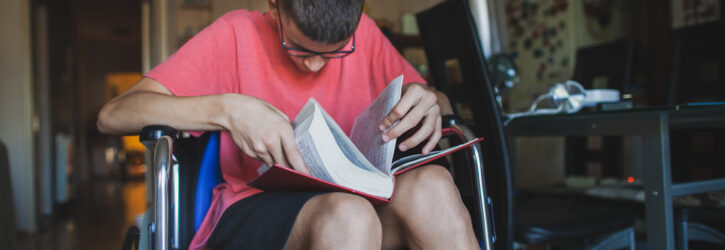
left=140, top=117, right=496, bottom=250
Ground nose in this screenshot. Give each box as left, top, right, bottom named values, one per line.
left=303, top=56, right=326, bottom=72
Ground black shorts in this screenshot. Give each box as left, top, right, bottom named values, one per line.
left=206, top=191, right=321, bottom=250
left=206, top=145, right=448, bottom=250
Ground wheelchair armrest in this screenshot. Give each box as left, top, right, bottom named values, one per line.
left=140, top=125, right=180, bottom=250
left=140, top=125, right=179, bottom=150
left=441, top=114, right=496, bottom=249
left=441, top=114, right=476, bottom=141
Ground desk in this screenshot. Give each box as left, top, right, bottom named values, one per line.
left=505, top=104, right=725, bottom=250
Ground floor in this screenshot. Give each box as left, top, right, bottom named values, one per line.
left=16, top=178, right=147, bottom=250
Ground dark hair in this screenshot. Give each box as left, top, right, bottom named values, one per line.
left=278, top=0, right=365, bottom=44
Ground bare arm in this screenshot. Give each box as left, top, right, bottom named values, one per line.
left=97, top=77, right=309, bottom=173
left=434, top=90, right=455, bottom=116
left=97, top=77, right=229, bottom=135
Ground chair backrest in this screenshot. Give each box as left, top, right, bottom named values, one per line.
left=668, top=21, right=725, bottom=105
left=572, top=39, right=637, bottom=91
left=417, top=1, right=513, bottom=249
left=0, top=140, right=17, bottom=249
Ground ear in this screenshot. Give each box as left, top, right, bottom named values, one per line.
left=268, top=0, right=278, bottom=21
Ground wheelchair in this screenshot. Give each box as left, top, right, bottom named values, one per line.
left=122, top=116, right=496, bottom=250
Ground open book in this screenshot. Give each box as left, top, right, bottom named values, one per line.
left=249, top=75, right=482, bottom=205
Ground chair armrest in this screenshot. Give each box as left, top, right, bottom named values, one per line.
left=140, top=125, right=179, bottom=150
left=441, top=114, right=496, bottom=249
left=140, top=125, right=180, bottom=250
left=441, top=114, right=477, bottom=141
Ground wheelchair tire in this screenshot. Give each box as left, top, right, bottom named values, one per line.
left=122, top=225, right=140, bottom=250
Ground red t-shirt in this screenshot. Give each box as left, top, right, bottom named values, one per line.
left=146, top=10, right=425, bottom=249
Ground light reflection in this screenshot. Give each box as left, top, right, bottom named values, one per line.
left=123, top=180, right=147, bottom=228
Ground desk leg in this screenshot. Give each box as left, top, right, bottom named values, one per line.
left=643, top=113, right=675, bottom=250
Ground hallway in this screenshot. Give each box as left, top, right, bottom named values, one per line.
left=17, top=179, right=146, bottom=250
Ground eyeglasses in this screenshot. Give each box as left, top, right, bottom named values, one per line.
left=277, top=7, right=355, bottom=59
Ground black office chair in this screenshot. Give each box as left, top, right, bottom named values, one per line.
left=418, top=1, right=635, bottom=249
left=668, top=21, right=725, bottom=105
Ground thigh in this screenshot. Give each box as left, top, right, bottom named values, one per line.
left=376, top=164, right=468, bottom=249
left=206, top=191, right=322, bottom=250
left=284, top=192, right=382, bottom=250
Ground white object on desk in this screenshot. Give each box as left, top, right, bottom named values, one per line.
left=504, top=80, right=620, bottom=125
left=582, top=88, right=621, bottom=107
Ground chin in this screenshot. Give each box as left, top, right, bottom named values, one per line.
left=292, top=61, right=311, bottom=72
left=298, top=64, right=324, bottom=73
left=290, top=58, right=325, bottom=72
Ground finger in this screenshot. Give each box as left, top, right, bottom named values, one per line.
left=380, top=90, right=419, bottom=130
left=399, top=110, right=437, bottom=151
left=252, top=141, right=274, bottom=166
left=422, top=115, right=443, bottom=155
left=281, top=130, right=310, bottom=175
left=257, top=152, right=274, bottom=167
left=236, top=138, right=259, bottom=162
left=384, top=99, right=435, bottom=141
left=267, top=137, right=291, bottom=169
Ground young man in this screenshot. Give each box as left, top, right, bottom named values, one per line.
left=98, top=0, right=479, bottom=249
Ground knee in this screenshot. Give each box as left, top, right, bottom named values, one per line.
left=311, top=193, right=382, bottom=239
left=400, top=166, right=472, bottom=229
left=406, top=165, right=458, bottom=198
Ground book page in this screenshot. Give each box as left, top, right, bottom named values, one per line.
left=318, top=102, right=380, bottom=173
left=257, top=101, right=334, bottom=182
left=390, top=138, right=481, bottom=173
left=350, top=75, right=403, bottom=175
left=293, top=99, right=393, bottom=197
left=295, top=119, right=335, bottom=182
left=294, top=99, right=380, bottom=175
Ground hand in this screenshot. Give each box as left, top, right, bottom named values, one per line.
left=379, top=83, right=442, bottom=155
left=221, top=94, right=309, bottom=174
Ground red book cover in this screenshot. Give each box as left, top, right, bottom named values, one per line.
left=248, top=133, right=482, bottom=206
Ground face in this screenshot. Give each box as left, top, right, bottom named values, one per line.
left=270, top=0, right=353, bottom=72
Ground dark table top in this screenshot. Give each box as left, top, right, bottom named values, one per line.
left=505, top=103, right=725, bottom=136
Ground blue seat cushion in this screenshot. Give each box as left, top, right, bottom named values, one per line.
left=194, top=132, right=223, bottom=232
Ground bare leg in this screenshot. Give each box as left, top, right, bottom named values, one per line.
left=284, top=192, right=382, bottom=250
left=377, top=165, right=479, bottom=250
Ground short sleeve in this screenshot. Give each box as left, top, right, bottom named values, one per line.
left=361, top=15, right=426, bottom=85
left=146, top=17, right=239, bottom=97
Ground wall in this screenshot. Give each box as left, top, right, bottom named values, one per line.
left=0, top=0, right=37, bottom=233
left=504, top=0, right=576, bottom=112
left=212, top=0, right=267, bottom=18
left=365, top=0, right=443, bottom=33
left=501, top=0, right=634, bottom=187
left=573, top=0, right=632, bottom=49
left=504, top=0, right=632, bottom=112
left=501, top=0, right=576, bottom=187
left=210, top=0, right=444, bottom=32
